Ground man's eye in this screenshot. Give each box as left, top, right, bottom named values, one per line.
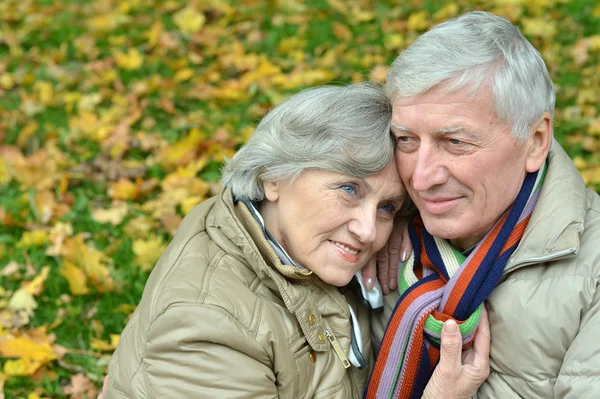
left=449, top=138, right=463, bottom=145
left=397, top=136, right=410, bottom=142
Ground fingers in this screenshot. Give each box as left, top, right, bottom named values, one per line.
left=439, top=320, right=463, bottom=371
left=98, top=375, right=108, bottom=399
left=361, top=256, right=377, bottom=291
left=376, top=245, right=390, bottom=295
left=473, top=306, right=491, bottom=365
left=389, top=218, right=411, bottom=291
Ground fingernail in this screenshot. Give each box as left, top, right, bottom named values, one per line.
left=366, top=277, right=373, bottom=291
left=445, top=319, right=458, bottom=333
left=401, top=250, right=409, bottom=262
left=389, top=278, right=396, bottom=290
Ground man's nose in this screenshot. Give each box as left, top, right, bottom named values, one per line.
left=411, top=146, right=448, bottom=191
left=348, top=206, right=377, bottom=244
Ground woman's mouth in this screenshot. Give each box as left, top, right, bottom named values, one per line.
left=329, top=240, right=360, bottom=263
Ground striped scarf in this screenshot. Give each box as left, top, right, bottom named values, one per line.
left=366, top=163, right=547, bottom=399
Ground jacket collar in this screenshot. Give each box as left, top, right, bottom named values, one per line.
left=505, top=141, right=585, bottom=273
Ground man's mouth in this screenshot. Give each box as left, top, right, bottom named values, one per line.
left=420, top=197, right=461, bottom=215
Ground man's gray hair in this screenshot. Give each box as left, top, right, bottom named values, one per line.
left=386, top=11, right=555, bottom=140
left=222, top=83, right=395, bottom=200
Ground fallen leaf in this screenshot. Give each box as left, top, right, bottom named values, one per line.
left=92, top=202, right=128, bottom=226
left=133, top=235, right=166, bottom=271
left=62, top=373, right=98, bottom=399
left=173, top=7, right=206, bottom=35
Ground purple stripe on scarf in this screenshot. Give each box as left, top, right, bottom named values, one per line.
left=378, top=286, right=445, bottom=397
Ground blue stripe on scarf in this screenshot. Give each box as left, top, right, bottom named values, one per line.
left=454, top=169, right=539, bottom=318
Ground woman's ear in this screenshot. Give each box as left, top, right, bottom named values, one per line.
left=525, top=112, right=552, bottom=173
left=263, top=180, right=281, bottom=202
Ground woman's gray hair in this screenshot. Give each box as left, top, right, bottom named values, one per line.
left=222, top=83, right=394, bottom=201
left=385, top=11, right=555, bottom=141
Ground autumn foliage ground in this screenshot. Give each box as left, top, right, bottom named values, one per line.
left=0, top=0, right=599, bottom=398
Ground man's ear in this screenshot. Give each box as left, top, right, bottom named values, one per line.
left=263, top=180, right=281, bottom=202
left=525, top=112, right=552, bottom=173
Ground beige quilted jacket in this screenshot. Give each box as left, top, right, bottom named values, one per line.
left=103, top=189, right=372, bottom=399
left=373, top=142, right=600, bottom=398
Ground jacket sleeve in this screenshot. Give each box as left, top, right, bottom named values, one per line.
left=554, top=279, right=600, bottom=398
left=143, top=303, right=278, bottom=399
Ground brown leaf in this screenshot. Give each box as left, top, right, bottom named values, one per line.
left=63, top=373, right=98, bottom=399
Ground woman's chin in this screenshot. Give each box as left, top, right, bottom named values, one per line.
left=315, top=270, right=356, bottom=287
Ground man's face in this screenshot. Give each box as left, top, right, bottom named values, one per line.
left=391, top=84, right=540, bottom=250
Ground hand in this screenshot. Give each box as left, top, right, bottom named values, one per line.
left=422, top=307, right=491, bottom=399
left=361, top=216, right=411, bottom=294
left=97, top=375, right=108, bottom=399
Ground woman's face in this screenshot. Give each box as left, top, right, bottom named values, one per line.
left=260, top=162, right=405, bottom=287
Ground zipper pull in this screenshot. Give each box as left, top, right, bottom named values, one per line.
left=325, top=330, right=351, bottom=369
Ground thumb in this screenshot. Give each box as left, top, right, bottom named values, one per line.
left=439, top=319, right=462, bottom=371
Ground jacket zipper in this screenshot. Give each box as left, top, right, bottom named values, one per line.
left=504, top=247, right=577, bottom=275
left=325, top=329, right=351, bottom=369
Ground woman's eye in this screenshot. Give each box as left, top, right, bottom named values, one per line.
left=379, top=203, right=396, bottom=214
left=341, top=184, right=356, bottom=195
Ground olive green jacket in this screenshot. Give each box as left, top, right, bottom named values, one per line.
left=372, top=142, right=600, bottom=398
left=104, top=189, right=372, bottom=399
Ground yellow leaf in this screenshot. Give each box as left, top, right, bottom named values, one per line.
left=114, top=48, right=144, bottom=70
left=92, top=202, right=128, bottom=226
left=3, top=359, right=27, bottom=376
left=34, top=190, right=56, bottom=224
left=157, top=128, right=204, bottom=168
left=147, top=21, right=164, bottom=47
left=0, top=158, right=11, bottom=185
left=60, top=260, right=89, bottom=296
left=10, top=149, right=57, bottom=190
left=0, top=330, right=57, bottom=376
left=433, top=3, right=459, bottom=21
left=277, top=37, right=306, bottom=55
left=108, top=178, right=139, bottom=200
left=521, top=18, right=557, bottom=39
left=174, top=68, right=195, bottom=82
left=180, top=197, right=202, bottom=215
left=0, top=73, right=14, bottom=90
left=61, top=235, right=115, bottom=293
left=384, top=34, right=404, bottom=50
left=26, top=266, right=50, bottom=296
left=173, top=7, right=206, bottom=34
left=118, top=304, right=137, bottom=314
left=17, top=230, right=49, bottom=249
left=8, top=289, right=37, bottom=316
left=326, top=0, right=349, bottom=16
left=407, top=11, right=429, bottom=32
left=133, top=235, right=166, bottom=271
left=332, top=22, right=352, bottom=41
left=17, top=121, right=40, bottom=149
left=34, top=81, right=54, bottom=106
left=90, top=334, right=119, bottom=351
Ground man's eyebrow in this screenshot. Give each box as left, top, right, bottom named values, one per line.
left=433, top=126, right=477, bottom=135
left=390, top=123, right=411, bottom=133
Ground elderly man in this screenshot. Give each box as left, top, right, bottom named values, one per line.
left=367, top=11, right=600, bottom=399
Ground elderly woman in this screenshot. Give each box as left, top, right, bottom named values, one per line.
left=101, top=83, right=489, bottom=399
